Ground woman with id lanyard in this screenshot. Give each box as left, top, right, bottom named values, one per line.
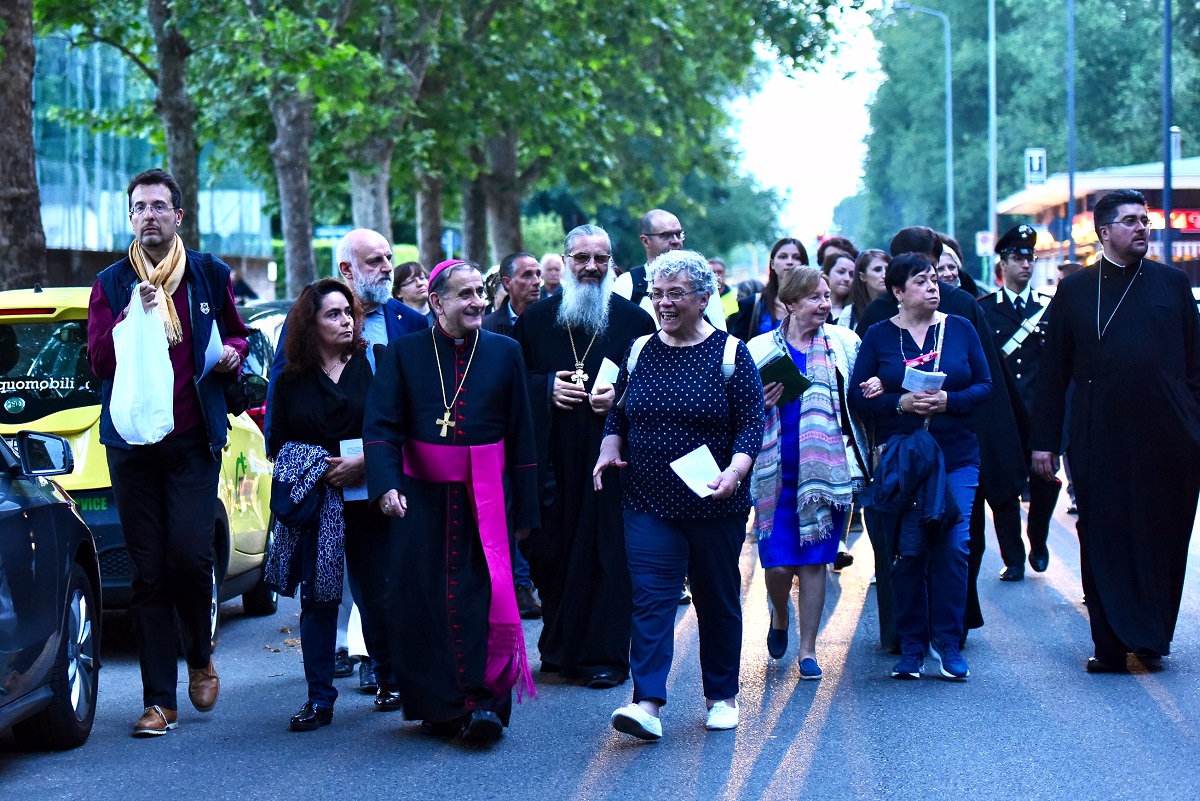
left=849, top=253, right=991, bottom=681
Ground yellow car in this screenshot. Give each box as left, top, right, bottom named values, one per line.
left=0, top=286, right=277, bottom=641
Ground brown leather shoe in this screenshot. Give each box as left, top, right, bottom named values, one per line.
left=188, top=658, right=220, bottom=712
left=133, top=705, right=179, bottom=737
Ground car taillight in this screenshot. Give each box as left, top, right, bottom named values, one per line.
left=247, top=403, right=267, bottom=433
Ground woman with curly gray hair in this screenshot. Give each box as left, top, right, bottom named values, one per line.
left=593, top=250, right=764, bottom=740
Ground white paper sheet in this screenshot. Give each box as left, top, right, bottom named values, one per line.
left=592, top=357, right=621, bottom=392
left=902, top=367, right=947, bottom=393
left=201, top=324, right=223, bottom=379
left=669, top=444, right=722, bottom=498
left=340, top=438, right=368, bottom=501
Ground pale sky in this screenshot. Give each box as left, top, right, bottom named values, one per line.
left=727, top=3, right=883, bottom=253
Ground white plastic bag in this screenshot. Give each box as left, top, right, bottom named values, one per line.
left=110, top=297, right=175, bottom=444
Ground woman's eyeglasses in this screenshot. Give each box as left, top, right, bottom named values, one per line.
left=650, top=288, right=700, bottom=302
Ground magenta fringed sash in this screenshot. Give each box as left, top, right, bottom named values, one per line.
left=402, top=439, right=536, bottom=701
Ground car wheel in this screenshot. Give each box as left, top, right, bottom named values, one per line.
left=209, top=564, right=221, bottom=648
left=242, top=525, right=278, bottom=616
left=12, top=563, right=99, bottom=750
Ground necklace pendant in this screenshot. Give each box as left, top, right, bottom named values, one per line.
left=571, top=362, right=589, bottom=388
left=435, top=409, right=455, bottom=438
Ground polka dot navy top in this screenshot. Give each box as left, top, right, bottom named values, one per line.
left=604, top=330, right=765, bottom=519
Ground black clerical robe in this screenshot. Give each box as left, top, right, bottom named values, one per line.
left=513, top=294, right=656, bottom=680
left=363, top=325, right=539, bottom=725
left=1031, top=258, right=1200, bottom=658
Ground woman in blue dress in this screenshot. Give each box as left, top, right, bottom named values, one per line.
left=732, top=238, right=809, bottom=340
left=750, top=267, right=869, bottom=680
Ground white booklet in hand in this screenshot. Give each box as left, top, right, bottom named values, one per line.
left=902, top=367, right=946, bottom=393
left=340, top=438, right=368, bottom=501
left=669, top=444, right=722, bottom=498
left=593, top=357, right=621, bottom=393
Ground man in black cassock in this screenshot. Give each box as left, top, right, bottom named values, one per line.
left=364, top=260, right=540, bottom=742
left=1032, top=189, right=1200, bottom=673
left=857, top=226, right=1026, bottom=649
left=514, top=224, right=656, bottom=688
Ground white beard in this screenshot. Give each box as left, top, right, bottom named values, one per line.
left=352, top=265, right=394, bottom=307
left=557, top=268, right=613, bottom=335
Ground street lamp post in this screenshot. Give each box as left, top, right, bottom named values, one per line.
left=895, top=3, right=955, bottom=239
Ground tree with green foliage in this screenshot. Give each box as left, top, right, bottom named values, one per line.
left=1, top=0, right=47, bottom=289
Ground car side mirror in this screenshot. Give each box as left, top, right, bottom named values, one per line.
left=244, top=373, right=269, bottom=405
left=16, top=431, right=74, bottom=477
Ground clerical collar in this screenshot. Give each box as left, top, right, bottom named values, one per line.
left=434, top=322, right=471, bottom=347
left=1003, top=285, right=1032, bottom=307
left=1101, top=253, right=1137, bottom=271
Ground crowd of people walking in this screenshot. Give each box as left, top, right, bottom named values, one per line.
left=89, top=170, right=1200, bottom=745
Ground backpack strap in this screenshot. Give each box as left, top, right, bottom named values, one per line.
left=630, top=266, right=649, bottom=305
left=721, top=333, right=738, bottom=381
left=625, top=333, right=652, bottom=374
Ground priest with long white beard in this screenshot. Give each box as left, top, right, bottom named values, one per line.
left=514, top=224, right=656, bottom=688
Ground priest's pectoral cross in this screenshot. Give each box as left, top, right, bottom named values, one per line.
left=571, top=362, right=589, bottom=389
left=435, top=409, right=455, bottom=438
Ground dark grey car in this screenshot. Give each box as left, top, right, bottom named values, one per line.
left=0, top=431, right=101, bottom=749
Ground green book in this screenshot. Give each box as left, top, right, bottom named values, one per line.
left=759, top=352, right=811, bottom=406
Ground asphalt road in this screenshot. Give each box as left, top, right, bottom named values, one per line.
left=5, top=497, right=1200, bottom=800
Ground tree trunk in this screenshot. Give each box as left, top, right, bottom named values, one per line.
left=268, top=91, right=315, bottom=298
left=0, top=0, right=46, bottom=290
left=461, top=171, right=489, bottom=265
left=349, top=134, right=395, bottom=242
left=416, top=169, right=444, bottom=269
left=146, top=0, right=200, bottom=249
left=484, top=127, right=523, bottom=258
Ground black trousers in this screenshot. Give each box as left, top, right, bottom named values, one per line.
left=107, top=429, right=220, bottom=710
left=343, top=501, right=397, bottom=684
left=970, top=471, right=1061, bottom=569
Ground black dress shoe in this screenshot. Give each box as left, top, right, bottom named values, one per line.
left=999, top=566, right=1025, bottom=582
left=421, top=717, right=464, bottom=737
left=359, top=660, right=379, bottom=693
left=333, top=649, right=355, bottom=679
left=1029, top=547, right=1050, bottom=573
left=374, top=682, right=403, bottom=711
left=289, top=702, right=334, bottom=732
left=583, top=669, right=624, bottom=689
left=460, top=710, right=503, bottom=743
left=1086, top=656, right=1129, bottom=674
left=539, top=661, right=561, bottom=673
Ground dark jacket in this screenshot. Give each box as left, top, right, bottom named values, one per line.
left=481, top=300, right=517, bottom=338
left=862, top=428, right=961, bottom=557
left=93, top=249, right=243, bottom=458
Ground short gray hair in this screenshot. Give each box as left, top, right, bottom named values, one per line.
left=647, top=250, right=717, bottom=296
left=564, top=224, right=610, bottom=254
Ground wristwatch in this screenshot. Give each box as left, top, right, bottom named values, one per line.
left=896, top=396, right=904, bottom=414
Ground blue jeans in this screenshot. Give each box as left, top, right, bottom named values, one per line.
left=891, top=464, right=978, bottom=657
left=623, top=510, right=745, bottom=705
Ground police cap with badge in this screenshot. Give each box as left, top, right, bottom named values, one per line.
left=995, top=224, right=1036, bottom=257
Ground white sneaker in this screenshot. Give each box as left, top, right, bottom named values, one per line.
left=611, top=703, right=662, bottom=741
left=705, top=701, right=739, bottom=731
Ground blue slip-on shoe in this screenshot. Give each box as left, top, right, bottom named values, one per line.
left=799, top=658, right=822, bottom=681
left=767, top=625, right=788, bottom=659
left=890, top=654, right=923, bottom=680
left=929, top=640, right=970, bottom=681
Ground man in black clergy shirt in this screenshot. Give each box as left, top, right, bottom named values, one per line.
left=1032, top=188, right=1200, bottom=673
left=363, top=260, right=540, bottom=743
left=514, top=224, right=656, bottom=688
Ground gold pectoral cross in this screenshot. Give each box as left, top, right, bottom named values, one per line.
left=572, top=363, right=589, bottom=388
left=436, top=409, right=455, bottom=438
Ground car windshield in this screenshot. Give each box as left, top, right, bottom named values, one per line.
left=0, top=320, right=101, bottom=424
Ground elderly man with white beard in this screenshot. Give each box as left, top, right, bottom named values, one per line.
left=514, top=224, right=656, bottom=688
